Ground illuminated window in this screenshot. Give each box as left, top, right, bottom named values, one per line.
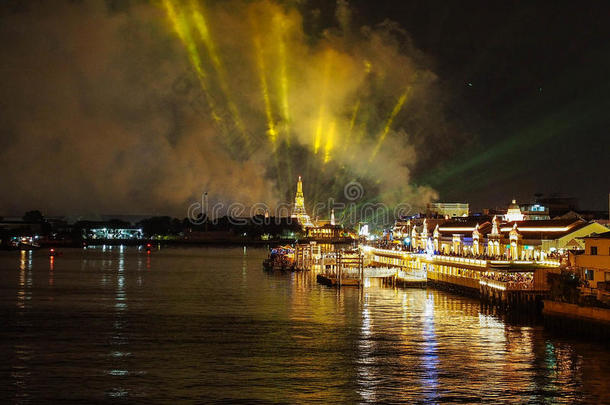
left=584, top=269, right=594, bottom=280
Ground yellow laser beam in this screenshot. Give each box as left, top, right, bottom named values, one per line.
left=345, top=98, right=360, bottom=148
left=253, top=34, right=277, bottom=145
left=313, top=114, right=323, bottom=154
left=278, top=38, right=294, bottom=182
left=324, top=121, right=336, bottom=163
left=364, top=59, right=372, bottom=74
left=275, top=16, right=291, bottom=144
left=279, top=38, right=294, bottom=179
left=268, top=11, right=295, bottom=188
left=247, top=11, right=284, bottom=191
left=279, top=40, right=290, bottom=138
left=162, top=0, right=221, bottom=123
left=190, top=0, right=249, bottom=147
left=351, top=60, right=372, bottom=146
left=369, top=86, right=411, bottom=161
left=354, top=114, right=368, bottom=148
left=314, top=52, right=330, bottom=154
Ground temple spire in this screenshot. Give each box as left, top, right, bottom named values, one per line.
left=291, top=176, right=313, bottom=227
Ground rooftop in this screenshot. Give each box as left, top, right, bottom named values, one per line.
left=583, top=231, right=610, bottom=239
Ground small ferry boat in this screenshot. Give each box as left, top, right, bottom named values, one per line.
left=263, top=246, right=296, bottom=271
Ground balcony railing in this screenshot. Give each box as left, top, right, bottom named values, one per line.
left=431, top=255, right=487, bottom=267
left=363, top=246, right=561, bottom=269
left=479, top=279, right=535, bottom=291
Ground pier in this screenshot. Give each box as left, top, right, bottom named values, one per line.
left=362, top=245, right=560, bottom=309
left=293, top=242, right=561, bottom=310
left=294, top=242, right=427, bottom=288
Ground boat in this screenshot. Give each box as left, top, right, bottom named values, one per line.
left=263, top=246, right=296, bottom=271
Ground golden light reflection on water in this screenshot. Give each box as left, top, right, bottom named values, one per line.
left=17, top=250, right=27, bottom=309
left=48, top=256, right=54, bottom=287
left=283, top=277, right=593, bottom=403
left=13, top=250, right=33, bottom=402
left=2, top=247, right=607, bottom=402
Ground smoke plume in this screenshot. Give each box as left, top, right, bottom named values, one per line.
left=0, top=0, right=455, bottom=219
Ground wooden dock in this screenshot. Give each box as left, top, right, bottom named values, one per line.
left=316, top=274, right=361, bottom=287
left=313, top=249, right=364, bottom=288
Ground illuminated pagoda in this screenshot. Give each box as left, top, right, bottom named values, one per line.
left=291, top=176, right=314, bottom=227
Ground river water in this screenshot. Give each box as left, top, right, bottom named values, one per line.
left=0, top=246, right=608, bottom=403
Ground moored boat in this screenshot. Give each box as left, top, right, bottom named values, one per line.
left=263, top=245, right=296, bottom=271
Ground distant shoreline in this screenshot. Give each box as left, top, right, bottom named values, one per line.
left=2, top=237, right=356, bottom=250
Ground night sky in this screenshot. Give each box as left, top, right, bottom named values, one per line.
left=318, top=0, right=610, bottom=210
left=0, top=0, right=608, bottom=216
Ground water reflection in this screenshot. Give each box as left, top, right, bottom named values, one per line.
left=107, top=248, right=129, bottom=398
left=16, top=249, right=33, bottom=309
left=13, top=250, right=33, bottom=403
left=241, top=246, right=247, bottom=288
left=357, top=297, right=375, bottom=401
left=0, top=247, right=608, bottom=403
left=49, top=256, right=54, bottom=287
left=17, top=250, right=27, bottom=309
left=327, top=282, right=603, bottom=403
left=421, top=294, right=439, bottom=403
